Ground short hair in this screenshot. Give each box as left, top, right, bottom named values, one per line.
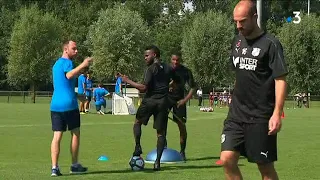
left=248, top=0, right=257, bottom=16
left=171, top=51, right=182, bottom=59
left=145, top=45, right=160, bottom=58
left=171, top=51, right=183, bottom=62
left=62, top=40, right=75, bottom=49
left=62, top=40, right=70, bottom=48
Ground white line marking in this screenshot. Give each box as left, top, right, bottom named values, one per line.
left=0, top=116, right=216, bottom=128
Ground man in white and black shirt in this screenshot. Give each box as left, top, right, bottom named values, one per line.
left=219, top=1, right=288, bottom=180
left=196, top=88, right=203, bottom=106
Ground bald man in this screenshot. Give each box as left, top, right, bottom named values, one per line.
left=219, top=1, right=288, bottom=180
left=50, top=40, right=92, bottom=176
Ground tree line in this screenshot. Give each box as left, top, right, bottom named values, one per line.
left=0, top=0, right=319, bottom=95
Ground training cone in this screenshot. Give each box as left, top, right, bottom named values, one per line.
left=145, top=148, right=185, bottom=164
left=215, top=159, right=223, bottom=166
left=98, top=155, right=109, bottom=161
left=281, top=111, right=285, bottom=119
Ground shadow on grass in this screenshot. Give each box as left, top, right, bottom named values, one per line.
left=74, top=163, right=244, bottom=175
left=187, top=156, right=220, bottom=161
left=187, top=156, right=246, bottom=162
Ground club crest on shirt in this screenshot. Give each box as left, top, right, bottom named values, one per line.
left=235, top=40, right=241, bottom=53
left=251, top=48, right=261, bottom=57
left=236, top=40, right=241, bottom=48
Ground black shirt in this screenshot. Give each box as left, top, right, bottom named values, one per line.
left=142, top=61, right=172, bottom=99
left=227, top=32, right=288, bottom=123
left=169, top=65, right=195, bottom=100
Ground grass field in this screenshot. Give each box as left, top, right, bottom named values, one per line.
left=0, top=102, right=319, bottom=180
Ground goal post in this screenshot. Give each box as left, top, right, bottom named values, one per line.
left=112, top=93, right=136, bottom=115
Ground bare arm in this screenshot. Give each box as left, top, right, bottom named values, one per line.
left=66, top=57, right=92, bottom=79
left=66, top=63, right=86, bottom=79
left=181, top=88, right=194, bottom=104
left=181, top=69, right=195, bottom=103
left=125, top=79, right=147, bottom=92
left=273, top=76, right=287, bottom=116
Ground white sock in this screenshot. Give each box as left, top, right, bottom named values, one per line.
left=52, top=165, right=58, bottom=169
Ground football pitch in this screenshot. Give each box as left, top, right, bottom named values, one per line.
left=0, top=102, right=319, bottom=180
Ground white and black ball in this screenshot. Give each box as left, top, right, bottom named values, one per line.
left=129, top=156, right=145, bottom=171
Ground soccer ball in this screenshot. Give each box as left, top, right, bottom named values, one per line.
left=129, top=156, right=145, bottom=171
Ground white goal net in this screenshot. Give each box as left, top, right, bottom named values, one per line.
left=112, top=93, right=136, bottom=115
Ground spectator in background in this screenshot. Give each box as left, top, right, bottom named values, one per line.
left=115, top=73, right=122, bottom=95
left=196, top=88, right=203, bottom=106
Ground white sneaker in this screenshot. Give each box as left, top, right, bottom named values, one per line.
left=99, top=110, right=105, bottom=115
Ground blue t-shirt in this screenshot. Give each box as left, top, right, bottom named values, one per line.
left=93, top=87, right=109, bottom=105
left=115, top=77, right=122, bottom=93
left=78, top=74, right=86, bottom=94
left=85, top=79, right=93, bottom=96
left=50, top=58, right=78, bottom=112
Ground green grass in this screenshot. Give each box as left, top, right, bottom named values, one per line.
left=0, top=102, right=319, bottom=180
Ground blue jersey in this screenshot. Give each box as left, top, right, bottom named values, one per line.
left=78, top=74, right=86, bottom=94
left=50, top=58, right=78, bottom=112
left=93, top=87, right=109, bottom=105
left=115, top=77, right=122, bottom=93
left=85, top=79, right=93, bottom=96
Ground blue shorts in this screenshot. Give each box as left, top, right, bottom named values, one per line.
left=51, top=109, right=80, bottom=131
left=96, top=102, right=106, bottom=111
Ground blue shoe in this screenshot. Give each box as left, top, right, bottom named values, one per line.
left=51, top=168, right=62, bottom=177
left=70, top=164, right=88, bottom=174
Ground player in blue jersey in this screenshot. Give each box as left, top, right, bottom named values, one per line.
left=115, top=73, right=122, bottom=95
left=84, top=72, right=93, bottom=113
left=93, top=83, right=110, bottom=114
left=50, top=40, right=92, bottom=177
left=78, top=72, right=86, bottom=114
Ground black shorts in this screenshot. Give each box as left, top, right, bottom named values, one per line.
left=221, top=119, right=277, bottom=164
left=51, top=109, right=80, bottom=131
left=85, top=96, right=92, bottom=102
left=136, top=97, right=169, bottom=131
left=77, top=93, right=86, bottom=102
left=168, top=97, right=187, bottom=123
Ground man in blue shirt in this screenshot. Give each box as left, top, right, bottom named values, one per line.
left=78, top=72, right=86, bottom=114
left=93, top=83, right=110, bottom=114
left=84, top=72, right=93, bottom=113
left=115, top=73, right=122, bottom=95
left=50, top=40, right=92, bottom=177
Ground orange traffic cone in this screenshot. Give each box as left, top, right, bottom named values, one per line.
left=281, top=111, right=285, bottom=119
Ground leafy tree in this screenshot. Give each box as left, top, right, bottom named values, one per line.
left=0, top=7, right=19, bottom=88
left=124, top=0, right=164, bottom=26
left=87, top=5, right=151, bottom=82
left=189, top=0, right=238, bottom=15
left=182, top=10, right=234, bottom=89
left=277, top=14, right=320, bottom=94
left=152, top=0, right=190, bottom=62
left=7, top=5, right=64, bottom=102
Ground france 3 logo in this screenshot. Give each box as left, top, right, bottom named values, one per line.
left=286, top=11, right=301, bottom=24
